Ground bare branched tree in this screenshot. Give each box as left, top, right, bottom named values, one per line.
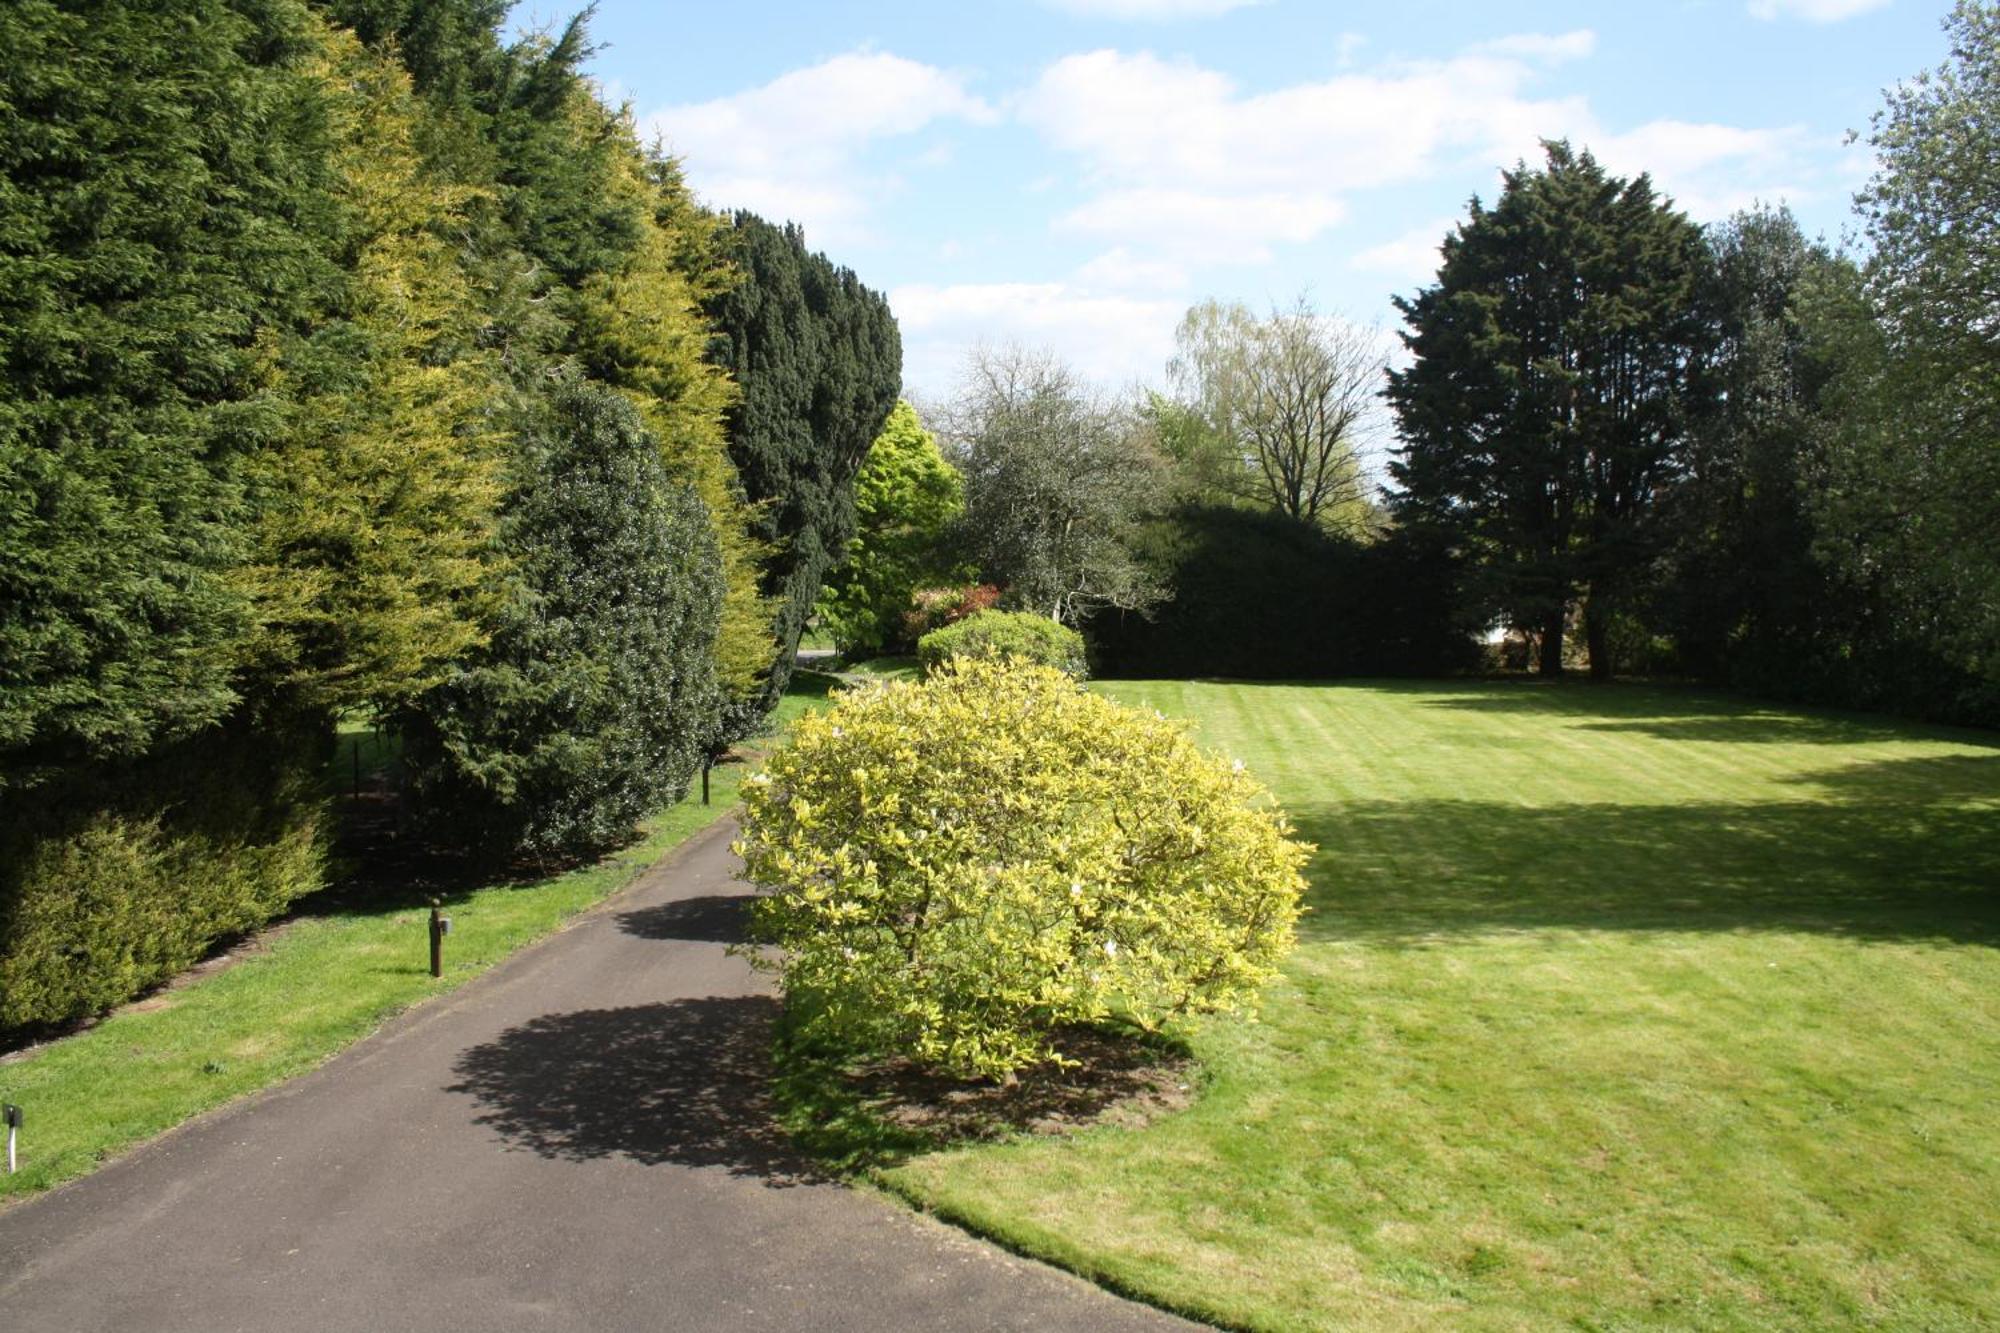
left=1169, top=296, right=1385, bottom=532
left=940, top=346, right=1169, bottom=626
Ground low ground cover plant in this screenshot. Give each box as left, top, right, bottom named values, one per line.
left=916, top=611, right=1088, bottom=678
left=734, top=657, right=1310, bottom=1079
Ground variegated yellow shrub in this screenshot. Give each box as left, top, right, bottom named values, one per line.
left=734, top=657, right=1310, bottom=1079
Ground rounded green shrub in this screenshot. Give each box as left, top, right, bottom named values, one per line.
left=734, top=657, right=1311, bottom=1079
left=917, top=610, right=1088, bottom=678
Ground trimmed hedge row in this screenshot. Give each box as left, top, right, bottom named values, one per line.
left=1089, top=505, right=1481, bottom=680
left=0, top=713, right=328, bottom=1035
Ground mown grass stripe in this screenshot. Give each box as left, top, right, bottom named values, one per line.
left=881, top=679, right=2000, bottom=1331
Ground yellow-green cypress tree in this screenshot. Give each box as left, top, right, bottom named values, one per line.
left=571, top=104, right=773, bottom=708
left=239, top=24, right=507, bottom=715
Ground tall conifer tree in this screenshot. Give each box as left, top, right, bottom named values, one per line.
left=1388, top=142, right=1716, bottom=677
left=705, top=214, right=902, bottom=729
left=0, top=0, right=333, bottom=778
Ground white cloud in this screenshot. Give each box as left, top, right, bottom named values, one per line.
left=1020, top=35, right=1835, bottom=269
left=1039, top=0, right=1265, bottom=18
left=1075, top=246, right=1192, bottom=291
left=1056, top=187, right=1347, bottom=262
left=1594, top=120, right=1818, bottom=217
left=890, top=282, right=1184, bottom=395
left=1471, top=30, right=1598, bottom=63
left=1747, top=0, right=1891, bottom=21
left=645, top=52, right=993, bottom=245
left=1018, top=42, right=1600, bottom=260
left=1020, top=43, right=1606, bottom=191
left=1348, top=217, right=1459, bottom=289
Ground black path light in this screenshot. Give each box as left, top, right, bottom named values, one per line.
left=4, top=1102, right=20, bottom=1175
left=428, top=900, right=452, bottom=979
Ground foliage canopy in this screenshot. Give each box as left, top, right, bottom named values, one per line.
left=1820, top=0, right=2000, bottom=698
left=917, top=610, right=1088, bottom=678
left=815, top=401, right=967, bottom=656
left=705, top=213, right=902, bottom=733
left=944, top=346, right=1170, bottom=627
left=736, top=657, right=1310, bottom=1079
left=1388, top=141, right=1716, bottom=678
left=400, top=384, right=721, bottom=862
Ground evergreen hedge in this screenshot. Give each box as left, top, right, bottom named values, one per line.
left=1090, top=505, right=1479, bottom=680
left=0, top=712, right=328, bottom=1034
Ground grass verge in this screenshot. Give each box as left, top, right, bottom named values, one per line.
left=835, top=654, right=921, bottom=683
left=855, top=679, right=2000, bottom=1331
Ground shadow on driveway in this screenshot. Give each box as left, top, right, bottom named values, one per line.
left=447, top=997, right=823, bottom=1188
left=615, top=895, right=750, bottom=944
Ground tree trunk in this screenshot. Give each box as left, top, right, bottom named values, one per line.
left=1538, top=607, right=1566, bottom=676
left=1583, top=597, right=1613, bottom=681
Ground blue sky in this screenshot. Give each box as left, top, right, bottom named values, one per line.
left=563, top=0, right=1954, bottom=399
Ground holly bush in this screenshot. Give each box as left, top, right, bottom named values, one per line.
left=734, top=657, right=1310, bottom=1079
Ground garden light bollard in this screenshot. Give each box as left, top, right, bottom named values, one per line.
left=702, top=758, right=711, bottom=806
left=428, top=901, right=452, bottom=979
left=4, top=1103, right=19, bottom=1174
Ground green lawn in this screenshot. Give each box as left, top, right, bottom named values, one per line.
left=837, top=653, right=921, bottom=682
left=0, top=681, right=831, bottom=1205
left=877, top=680, right=2000, bottom=1331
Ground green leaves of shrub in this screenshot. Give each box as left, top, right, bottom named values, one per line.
left=734, top=658, right=1310, bottom=1080
left=916, top=611, right=1088, bottom=679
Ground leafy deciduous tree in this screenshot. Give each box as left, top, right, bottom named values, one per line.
left=1819, top=0, right=2000, bottom=694
left=1655, top=208, right=1853, bottom=689
left=945, top=346, right=1169, bottom=626
left=1169, top=297, right=1382, bottom=534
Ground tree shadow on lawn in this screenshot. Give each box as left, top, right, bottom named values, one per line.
left=1410, top=678, right=1990, bottom=747
left=447, top=997, right=827, bottom=1188
left=1295, top=752, right=2000, bottom=947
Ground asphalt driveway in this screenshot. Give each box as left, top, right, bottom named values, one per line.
left=0, top=820, right=1195, bottom=1331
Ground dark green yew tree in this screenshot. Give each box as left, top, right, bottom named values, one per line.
left=399, top=384, right=722, bottom=862
left=1388, top=142, right=1717, bottom=678
left=705, top=214, right=901, bottom=731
